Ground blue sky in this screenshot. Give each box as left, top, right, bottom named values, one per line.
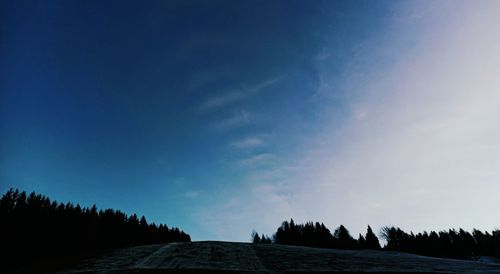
left=2, top=0, right=500, bottom=241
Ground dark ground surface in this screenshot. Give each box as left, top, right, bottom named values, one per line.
left=5, top=241, right=500, bottom=273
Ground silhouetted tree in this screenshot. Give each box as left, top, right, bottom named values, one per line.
left=364, top=225, right=381, bottom=249
left=357, top=234, right=367, bottom=248
left=381, top=226, right=407, bottom=251
left=333, top=225, right=357, bottom=249
left=251, top=230, right=261, bottom=243
left=251, top=230, right=273, bottom=244
left=272, top=219, right=354, bottom=249
left=261, top=234, right=272, bottom=243
left=379, top=226, right=500, bottom=260
left=0, top=188, right=191, bottom=269
left=266, top=219, right=500, bottom=261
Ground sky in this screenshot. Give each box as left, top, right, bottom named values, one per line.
left=1, top=0, right=500, bottom=241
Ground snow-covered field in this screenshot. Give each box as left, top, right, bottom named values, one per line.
left=67, top=241, right=500, bottom=273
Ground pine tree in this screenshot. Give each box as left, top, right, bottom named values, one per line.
left=252, top=230, right=261, bottom=243
left=334, top=225, right=357, bottom=249
left=365, top=225, right=381, bottom=249
left=358, top=234, right=366, bottom=249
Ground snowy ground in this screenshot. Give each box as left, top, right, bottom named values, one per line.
left=66, top=241, right=500, bottom=273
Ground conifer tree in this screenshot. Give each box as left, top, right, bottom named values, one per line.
left=365, top=225, right=381, bottom=249
left=334, top=225, right=357, bottom=249
left=252, top=231, right=261, bottom=243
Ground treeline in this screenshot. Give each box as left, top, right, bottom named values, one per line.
left=253, top=219, right=380, bottom=250
left=0, top=188, right=190, bottom=265
left=381, top=226, right=500, bottom=259
left=251, top=231, right=272, bottom=244
left=253, top=219, right=500, bottom=261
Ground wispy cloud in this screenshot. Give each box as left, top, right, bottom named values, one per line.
left=199, top=77, right=280, bottom=111
left=230, top=137, right=264, bottom=149
left=200, top=90, right=245, bottom=111
left=213, top=110, right=251, bottom=130
left=239, top=153, right=276, bottom=167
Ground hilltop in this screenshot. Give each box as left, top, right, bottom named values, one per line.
left=67, top=241, right=500, bottom=273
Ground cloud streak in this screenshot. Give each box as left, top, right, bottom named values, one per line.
left=199, top=77, right=280, bottom=111
left=230, top=137, right=265, bottom=149
left=213, top=110, right=251, bottom=130
left=239, top=153, right=276, bottom=167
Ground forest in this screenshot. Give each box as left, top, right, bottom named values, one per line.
left=0, top=188, right=190, bottom=267
left=254, top=219, right=500, bottom=260
left=3, top=185, right=500, bottom=268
